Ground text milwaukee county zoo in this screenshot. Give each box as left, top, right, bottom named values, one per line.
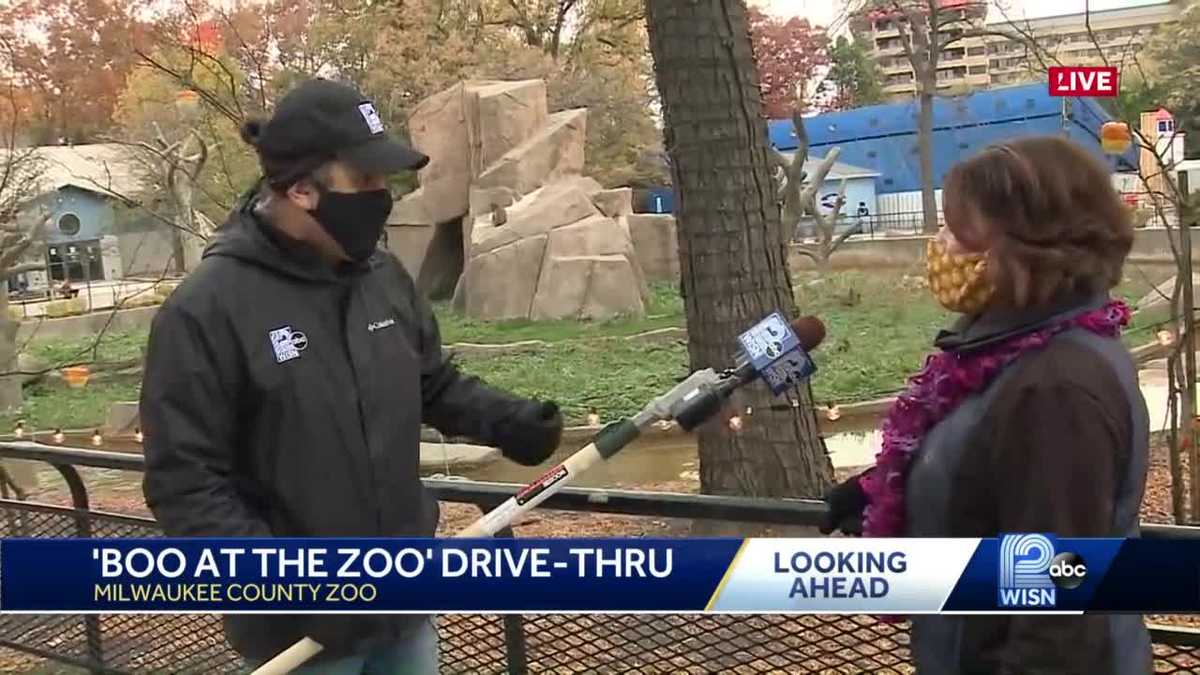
left=91, top=546, right=675, bottom=605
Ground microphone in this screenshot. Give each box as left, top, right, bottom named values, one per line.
left=730, top=315, right=826, bottom=383
left=672, top=314, right=826, bottom=431
left=794, top=316, right=828, bottom=350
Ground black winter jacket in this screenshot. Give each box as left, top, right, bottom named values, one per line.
left=140, top=200, right=534, bottom=664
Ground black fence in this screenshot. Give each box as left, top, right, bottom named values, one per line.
left=0, top=442, right=1199, bottom=674
left=793, top=210, right=944, bottom=243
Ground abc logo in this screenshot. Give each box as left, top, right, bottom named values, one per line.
left=1048, top=552, right=1088, bottom=590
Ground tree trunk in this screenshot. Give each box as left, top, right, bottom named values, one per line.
left=171, top=228, right=188, bottom=276
left=174, top=172, right=195, bottom=276
left=645, top=0, right=833, bottom=500
left=0, top=293, right=23, bottom=413
left=918, top=88, right=938, bottom=233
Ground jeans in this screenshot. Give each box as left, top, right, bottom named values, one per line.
left=245, top=619, right=440, bottom=675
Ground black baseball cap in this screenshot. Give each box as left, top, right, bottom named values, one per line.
left=243, top=78, right=429, bottom=186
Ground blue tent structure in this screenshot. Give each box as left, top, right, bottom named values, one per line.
left=768, top=82, right=1138, bottom=196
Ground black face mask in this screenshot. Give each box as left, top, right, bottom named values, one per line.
left=309, top=185, right=393, bottom=263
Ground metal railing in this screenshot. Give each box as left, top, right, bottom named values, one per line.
left=6, top=278, right=171, bottom=322
left=792, top=210, right=941, bottom=243
left=0, top=441, right=1199, bottom=674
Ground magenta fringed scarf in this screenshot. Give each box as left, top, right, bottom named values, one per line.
left=859, top=299, right=1132, bottom=539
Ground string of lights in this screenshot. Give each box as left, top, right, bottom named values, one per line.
left=6, top=421, right=142, bottom=447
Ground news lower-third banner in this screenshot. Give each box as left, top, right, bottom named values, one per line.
left=0, top=536, right=1188, bottom=614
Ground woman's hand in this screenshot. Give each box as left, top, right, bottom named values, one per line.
left=818, top=469, right=871, bottom=536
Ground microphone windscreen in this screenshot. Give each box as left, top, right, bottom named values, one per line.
left=791, top=316, right=826, bottom=351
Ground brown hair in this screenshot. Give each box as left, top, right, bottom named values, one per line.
left=240, top=118, right=332, bottom=190
left=942, top=135, right=1133, bottom=308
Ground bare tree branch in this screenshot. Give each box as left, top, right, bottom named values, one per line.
left=791, top=245, right=820, bottom=262
left=6, top=262, right=45, bottom=276
left=92, top=133, right=215, bottom=242
left=0, top=200, right=46, bottom=272
left=799, top=149, right=841, bottom=215
left=820, top=178, right=852, bottom=257
left=1083, top=0, right=1112, bottom=69
left=774, top=99, right=846, bottom=268
left=0, top=252, right=180, bottom=378
left=215, top=5, right=269, bottom=113
left=988, top=3, right=1066, bottom=72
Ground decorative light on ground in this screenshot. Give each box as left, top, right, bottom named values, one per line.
left=91, top=430, right=103, bottom=446
left=53, top=429, right=65, bottom=444
left=727, top=415, right=744, bottom=432
left=1158, top=329, right=1176, bottom=347
left=13, top=421, right=23, bottom=439
left=586, top=410, right=601, bottom=427
left=134, top=428, right=144, bottom=444
left=826, top=406, right=842, bottom=421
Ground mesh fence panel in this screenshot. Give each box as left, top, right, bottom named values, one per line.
left=438, top=615, right=509, bottom=674
left=514, top=614, right=908, bottom=674
left=2, top=500, right=1200, bottom=674
left=0, top=505, right=242, bottom=674
left=1154, top=641, right=1200, bottom=675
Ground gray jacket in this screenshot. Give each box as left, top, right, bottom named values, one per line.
left=905, top=293, right=1151, bottom=674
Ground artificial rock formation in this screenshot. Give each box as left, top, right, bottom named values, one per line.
left=626, top=214, right=679, bottom=283
left=386, top=79, right=648, bottom=320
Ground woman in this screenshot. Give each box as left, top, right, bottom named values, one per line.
left=821, top=136, right=1152, bottom=674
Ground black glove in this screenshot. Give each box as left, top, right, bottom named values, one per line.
left=495, top=400, right=563, bottom=466
left=818, top=469, right=871, bottom=536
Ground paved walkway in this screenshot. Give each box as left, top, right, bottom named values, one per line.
left=823, top=362, right=1183, bottom=470
left=825, top=430, right=883, bottom=470
left=1141, top=359, right=1179, bottom=434
left=419, top=442, right=498, bottom=471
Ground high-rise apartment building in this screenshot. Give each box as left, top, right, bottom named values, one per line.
left=853, top=1, right=1182, bottom=100
left=850, top=0, right=991, bottom=99
left=986, top=2, right=1182, bottom=86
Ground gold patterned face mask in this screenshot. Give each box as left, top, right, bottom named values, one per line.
left=926, top=237, right=994, bottom=315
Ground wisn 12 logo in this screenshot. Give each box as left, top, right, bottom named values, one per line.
left=997, top=534, right=1088, bottom=608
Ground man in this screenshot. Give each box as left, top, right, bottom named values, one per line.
left=853, top=201, right=870, bottom=236
left=140, top=78, right=564, bottom=673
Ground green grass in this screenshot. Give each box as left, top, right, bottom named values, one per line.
left=7, top=267, right=1173, bottom=430
left=1116, top=262, right=1176, bottom=348
left=434, top=282, right=684, bottom=344
left=448, top=270, right=956, bottom=414
left=448, top=270, right=951, bottom=415
left=1, top=329, right=148, bottom=433
left=1, top=376, right=140, bottom=431
left=795, top=270, right=952, bottom=404
left=16, top=284, right=683, bottom=372
left=28, top=328, right=148, bottom=369
left=456, top=340, right=689, bottom=423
